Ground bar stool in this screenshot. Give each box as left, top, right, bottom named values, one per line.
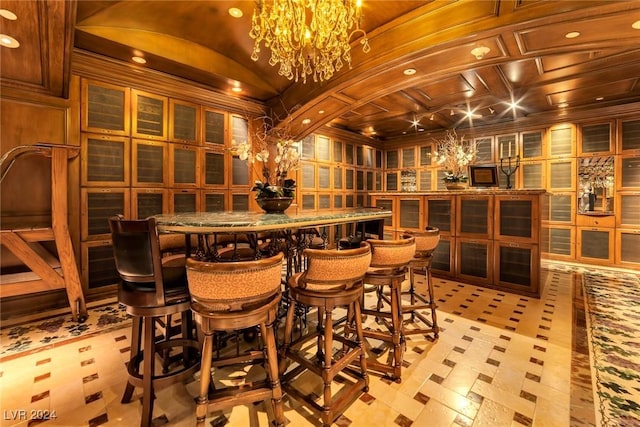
left=185, top=253, right=285, bottom=427
left=109, top=216, right=200, bottom=427
left=279, top=243, right=372, bottom=427
left=360, top=235, right=416, bottom=382
left=402, top=227, right=441, bottom=338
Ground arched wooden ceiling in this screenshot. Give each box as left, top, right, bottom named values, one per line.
left=2, top=0, right=640, bottom=143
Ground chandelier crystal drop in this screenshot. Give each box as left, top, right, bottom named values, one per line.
left=249, top=0, right=370, bottom=84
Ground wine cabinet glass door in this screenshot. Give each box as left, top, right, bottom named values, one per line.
left=457, top=195, right=492, bottom=239
left=494, top=195, right=538, bottom=243
left=494, top=242, right=539, bottom=296
left=456, top=239, right=492, bottom=285
left=426, top=196, right=454, bottom=235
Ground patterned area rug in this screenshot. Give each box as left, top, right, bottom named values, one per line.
left=0, top=303, right=130, bottom=360
left=582, top=270, right=640, bottom=427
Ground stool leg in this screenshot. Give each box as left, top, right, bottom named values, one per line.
left=390, top=278, right=404, bottom=380
left=322, top=307, right=334, bottom=423
left=196, top=328, right=213, bottom=427
left=279, top=299, right=296, bottom=375
left=141, top=316, right=156, bottom=427
left=425, top=264, right=440, bottom=337
left=353, top=301, right=369, bottom=391
left=122, top=316, right=142, bottom=404
left=260, top=321, right=285, bottom=427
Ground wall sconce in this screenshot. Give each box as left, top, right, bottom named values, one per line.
left=429, top=114, right=435, bottom=121
left=488, top=107, right=495, bottom=114
left=470, top=46, right=490, bottom=60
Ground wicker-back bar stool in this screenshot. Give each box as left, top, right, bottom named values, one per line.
left=359, top=235, right=416, bottom=382
left=402, top=227, right=441, bottom=338
left=279, top=243, right=372, bottom=427
left=185, top=253, right=285, bottom=427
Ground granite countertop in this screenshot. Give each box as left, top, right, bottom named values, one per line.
left=154, top=207, right=392, bottom=233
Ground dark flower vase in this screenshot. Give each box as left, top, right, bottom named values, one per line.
left=257, top=197, right=293, bottom=214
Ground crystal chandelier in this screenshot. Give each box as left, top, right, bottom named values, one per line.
left=249, top=0, right=371, bottom=84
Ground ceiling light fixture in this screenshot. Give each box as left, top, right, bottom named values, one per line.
left=132, top=56, right=146, bottom=64
left=488, top=107, right=495, bottom=114
left=565, top=31, right=580, bottom=39
left=558, top=102, right=569, bottom=108
left=470, top=46, right=490, bottom=60
left=595, top=96, right=604, bottom=101
left=249, top=0, right=370, bottom=84
left=633, top=20, right=640, bottom=30
left=429, top=114, right=435, bottom=121
left=0, top=34, right=19, bottom=48
left=0, top=9, right=18, bottom=20
left=231, top=86, right=242, bottom=93
left=302, top=118, right=311, bottom=125
left=228, top=7, right=243, bottom=18
left=450, top=109, right=455, bottom=116
left=403, top=68, right=416, bottom=76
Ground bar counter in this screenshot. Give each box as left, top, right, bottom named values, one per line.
left=154, top=207, right=392, bottom=234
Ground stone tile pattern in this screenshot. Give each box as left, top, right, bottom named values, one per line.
left=0, top=263, right=609, bottom=427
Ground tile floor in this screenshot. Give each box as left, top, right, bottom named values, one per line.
left=0, top=262, right=595, bottom=427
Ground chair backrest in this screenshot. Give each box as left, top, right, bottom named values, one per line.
left=185, top=252, right=284, bottom=311
left=298, top=243, right=371, bottom=290
left=367, top=235, right=416, bottom=269
left=403, top=226, right=440, bottom=254
left=109, top=216, right=166, bottom=305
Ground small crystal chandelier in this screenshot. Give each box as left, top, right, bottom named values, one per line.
left=249, top=0, right=371, bottom=84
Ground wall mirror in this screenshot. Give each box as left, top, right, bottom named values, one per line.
left=578, top=156, right=614, bottom=214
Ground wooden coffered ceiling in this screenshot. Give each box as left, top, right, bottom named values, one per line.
left=2, top=0, right=640, bottom=143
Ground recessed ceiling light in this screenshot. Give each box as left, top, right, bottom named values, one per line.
left=228, top=7, right=243, bottom=18
left=0, top=34, right=19, bottom=48
left=565, top=31, right=580, bottom=39
left=0, top=9, right=18, bottom=20
left=318, top=110, right=325, bottom=114
left=132, top=56, right=146, bottom=64
left=558, top=102, right=569, bottom=108
left=231, top=86, right=242, bottom=93
left=470, top=46, right=490, bottom=60
left=302, top=118, right=311, bottom=125
left=595, top=96, right=604, bottom=101
left=632, top=20, right=640, bottom=30
left=403, top=68, right=416, bottom=76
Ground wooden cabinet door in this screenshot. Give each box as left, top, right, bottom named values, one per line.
left=493, top=242, right=539, bottom=296
left=81, top=79, right=130, bottom=136
left=81, top=134, right=130, bottom=187
left=456, top=194, right=493, bottom=239
left=169, top=99, right=200, bottom=144
left=494, top=195, right=539, bottom=243
left=132, top=89, right=168, bottom=140
left=425, top=196, right=455, bottom=235
left=456, top=238, right=492, bottom=285
left=577, top=227, right=614, bottom=264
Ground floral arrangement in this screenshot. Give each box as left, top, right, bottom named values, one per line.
left=230, top=112, right=301, bottom=199
left=433, top=130, right=477, bottom=182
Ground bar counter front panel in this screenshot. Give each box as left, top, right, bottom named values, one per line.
left=370, top=190, right=545, bottom=297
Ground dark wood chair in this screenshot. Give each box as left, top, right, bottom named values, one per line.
left=185, top=253, right=285, bottom=427
left=360, top=235, right=416, bottom=382
left=279, top=243, right=372, bottom=427
left=109, top=216, right=200, bottom=427
left=401, top=227, right=441, bottom=338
